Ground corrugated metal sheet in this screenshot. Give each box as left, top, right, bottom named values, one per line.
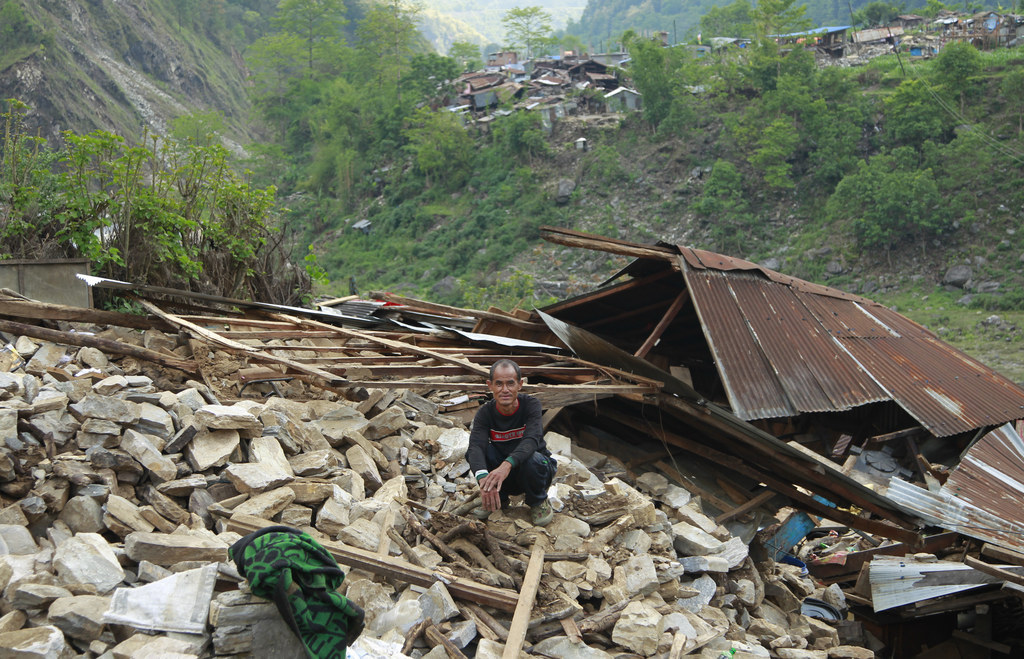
left=679, top=254, right=1024, bottom=435
left=944, top=424, right=1024, bottom=538
left=869, top=556, right=1014, bottom=611
left=887, top=464, right=1024, bottom=553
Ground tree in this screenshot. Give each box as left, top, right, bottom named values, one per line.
left=501, top=6, right=554, bottom=59
left=1001, top=69, right=1024, bottom=135
left=699, top=0, right=753, bottom=39
left=934, top=41, right=982, bottom=114
left=355, top=0, right=422, bottom=98
left=826, top=147, right=946, bottom=259
left=628, top=39, right=673, bottom=128
left=752, top=0, right=812, bottom=38
left=273, top=0, right=348, bottom=74
left=748, top=117, right=800, bottom=188
left=402, top=107, right=473, bottom=188
left=448, top=40, right=483, bottom=71
left=853, top=2, right=901, bottom=27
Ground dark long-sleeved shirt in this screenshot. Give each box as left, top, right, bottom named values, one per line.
left=466, top=394, right=547, bottom=475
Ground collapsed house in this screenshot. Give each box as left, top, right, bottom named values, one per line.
left=0, top=227, right=1023, bottom=657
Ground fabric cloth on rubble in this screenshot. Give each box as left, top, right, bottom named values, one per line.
left=230, top=525, right=365, bottom=659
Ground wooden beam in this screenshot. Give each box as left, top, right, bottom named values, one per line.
left=981, top=543, right=1024, bottom=568
left=266, top=312, right=492, bottom=378
left=539, top=226, right=678, bottom=262
left=634, top=290, right=690, bottom=359
left=141, top=300, right=345, bottom=386
left=964, top=556, right=1024, bottom=588
left=502, top=537, right=546, bottom=659
left=715, top=490, right=776, bottom=524
left=0, top=298, right=169, bottom=330
left=369, top=292, right=543, bottom=331
left=541, top=270, right=675, bottom=315
left=0, top=317, right=196, bottom=374
left=224, top=514, right=519, bottom=611
left=951, top=630, right=1012, bottom=655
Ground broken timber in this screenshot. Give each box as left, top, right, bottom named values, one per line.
left=224, top=514, right=519, bottom=612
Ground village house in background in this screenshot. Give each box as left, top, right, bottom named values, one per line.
left=441, top=9, right=1023, bottom=133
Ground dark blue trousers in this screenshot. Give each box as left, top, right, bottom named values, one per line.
left=483, top=443, right=556, bottom=507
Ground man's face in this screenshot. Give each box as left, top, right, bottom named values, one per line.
left=487, top=364, right=522, bottom=409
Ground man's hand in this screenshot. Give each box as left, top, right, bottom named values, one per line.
left=478, top=461, right=511, bottom=511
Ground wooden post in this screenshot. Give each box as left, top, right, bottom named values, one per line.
left=502, top=537, right=547, bottom=659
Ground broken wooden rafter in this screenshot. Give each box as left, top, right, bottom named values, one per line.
left=0, top=317, right=196, bottom=374
left=539, top=226, right=678, bottom=263
left=0, top=297, right=170, bottom=331
left=141, top=301, right=346, bottom=387
left=502, top=537, right=547, bottom=659
left=265, top=312, right=491, bottom=377
left=370, top=291, right=544, bottom=331
left=224, top=514, right=519, bottom=611
left=634, top=289, right=690, bottom=359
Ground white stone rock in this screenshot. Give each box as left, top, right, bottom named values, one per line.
left=53, top=533, right=125, bottom=594
left=611, top=601, right=663, bottom=656
left=185, top=428, right=239, bottom=471
left=0, top=525, right=37, bottom=555
left=544, top=431, right=572, bottom=458
left=249, top=436, right=295, bottom=476
left=418, top=581, right=459, bottom=624
left=0, top=625, right=67, bottom=657
left=337, top=517, right=380, bottom=551
left=533, top=635, right=614, bottom=659
left=223, top=462, right=293, bottom=493
left=635, top=472, right=669, bottom=496
left=672, top=521, right=724, bottom=556
left=435, top=427, right=469, bottom=462
left=193, top=404, right=263, bottom=437
left=614, top=555, right=659, bottom=597
left=121, top=429, right=177, bottom=482
left=679, top=555, right=730, bottom=573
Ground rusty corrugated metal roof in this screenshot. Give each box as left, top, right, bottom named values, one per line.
left=538, top=228, right=1024, bottom=437
left=887, top=425, right=1024, bottom=552
left=679, top=251, right=1024, bottom=436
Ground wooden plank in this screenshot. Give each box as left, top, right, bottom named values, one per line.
left=266, top=312, right=492, bottom=377
left=964, top=556, right=1024, bottom=588
left=369, top=291, right=543, bottom=330
left=981, top=543, right=1024, bottom=568
left=542, top=270, right=676, bottom=315
left=0, top=317, right=196, bottom=374
left=715, top=490, right=776, bottom=524
left=142, top=301, right=345, bottom=386
left=560, top=616, right=583, bottom=644
left=539, top=226, right=678, bottom=262
left=502, top=538, right=547, bottom=659
left=634, top=290, right=690, bottom=359
left=0, top=298, right=169, bottom=330
left=225, top=514, right=519, bottom=611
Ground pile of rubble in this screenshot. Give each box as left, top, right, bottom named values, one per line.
left=0, top=325, right=877, bottom=659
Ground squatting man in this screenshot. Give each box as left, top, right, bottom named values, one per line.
left=466, top=359, right=557, bottom=526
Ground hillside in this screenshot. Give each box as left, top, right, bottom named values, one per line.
left=0, top=0, right=259, bottom=147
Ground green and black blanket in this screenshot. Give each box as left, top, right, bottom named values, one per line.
left=230, top=525, right=365, bottom=659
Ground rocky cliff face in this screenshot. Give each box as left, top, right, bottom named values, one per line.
left=1, top=0, right=254, bottom=147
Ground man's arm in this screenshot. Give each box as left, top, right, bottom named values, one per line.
left=466, top=404, right=491, bottom=480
